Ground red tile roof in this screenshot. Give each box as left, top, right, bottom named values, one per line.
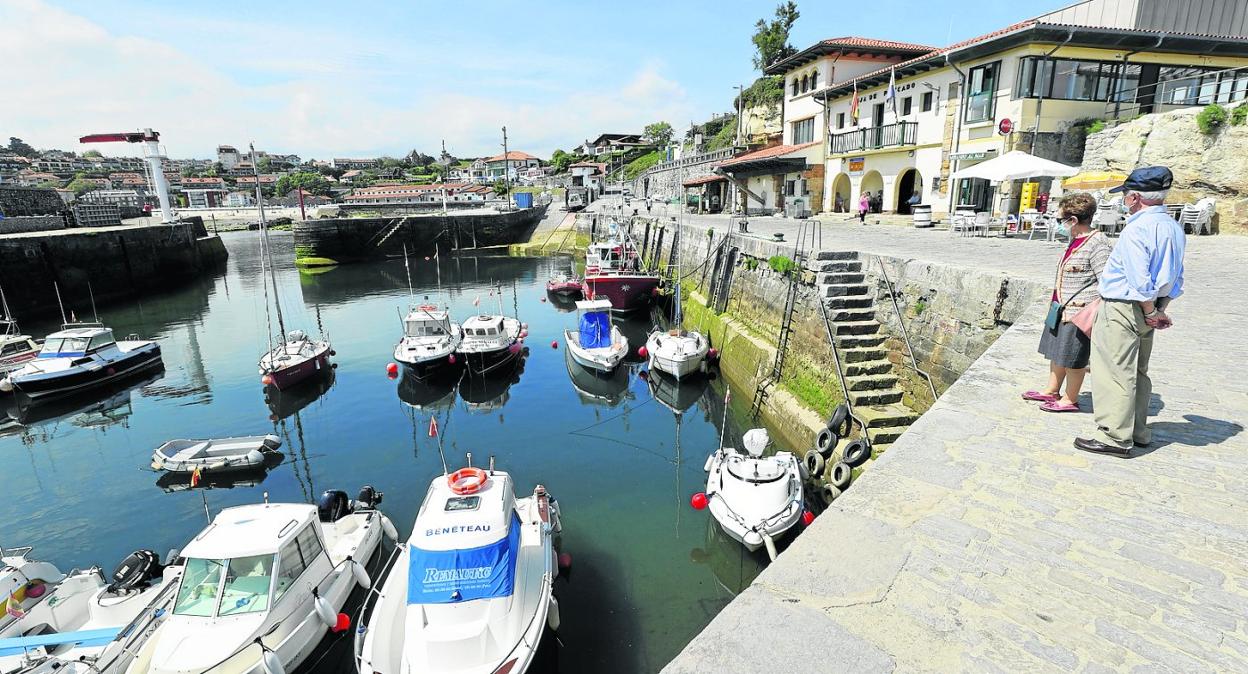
left=718, top=142, right=819, bottom=168
left=682, top=174, right=727, bottom=187
left=815, top=36, right=937, bottom=52
left=485, top=151, right=538, bottom=162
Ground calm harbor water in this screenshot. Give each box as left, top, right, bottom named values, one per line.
left=0, top=231, right=779, bottom=673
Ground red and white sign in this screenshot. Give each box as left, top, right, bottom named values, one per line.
left=998, top=118, right=1014, bottom=135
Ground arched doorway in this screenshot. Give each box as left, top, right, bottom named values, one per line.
left=860, top=171, right=883, bottom=213
left=831, top=173, right=852, bottom=213
left=895, top=168, right=923, bottom=214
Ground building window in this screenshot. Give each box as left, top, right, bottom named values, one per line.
left=965, top=61, right=1000, bottom=123
left=921, top=91, right=934, bottom=112
left=791, top=78, right=799, bottom=97
left=836, top=112, right=845, bottom=129
left=901, top=97, right=912, bottom=116
left=792, top=117, right=815, bottom=144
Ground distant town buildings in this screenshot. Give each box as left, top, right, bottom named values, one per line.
left=342, top=182, right=493, bottom=206
left=332, top=158, right=380, bottom=170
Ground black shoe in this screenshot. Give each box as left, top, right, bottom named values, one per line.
left=1133, top=441, right=1151, bottom=448
left=1073, top=437, right=1131, bottom=457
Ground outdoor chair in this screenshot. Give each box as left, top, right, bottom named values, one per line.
left=972, top=212, right=999, bottom=237
left=1179, top=199, right=1215, bottom=235
left=1093, top=207, right=1124, bottom=236
left=1029, top=215, right=1052, bottom=241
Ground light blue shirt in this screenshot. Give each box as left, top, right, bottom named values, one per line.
left=1098, top=205, right=1185, bottom=302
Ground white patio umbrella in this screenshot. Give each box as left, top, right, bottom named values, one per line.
left=951, top=150, right=1079, bottom=181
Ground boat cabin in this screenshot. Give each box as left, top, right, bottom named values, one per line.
left=403, top=307, right=451, bottom=338
left=173, top=504, right=326, bottom=619
left=462, top=315, right=505, bottom=339
left=38, top=326, right=115, bottom=359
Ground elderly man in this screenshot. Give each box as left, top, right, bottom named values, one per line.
left=1074, top=167, right=1185, bottom=456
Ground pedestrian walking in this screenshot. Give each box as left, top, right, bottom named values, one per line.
left=1022, top=193, right=1111, bottom=412
left=857, top=192, right=869, bottom=223
left=1074, top=167, right=1185, bottom=456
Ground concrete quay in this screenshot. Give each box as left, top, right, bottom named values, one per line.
left=652, top=212, right=1248, bottom=672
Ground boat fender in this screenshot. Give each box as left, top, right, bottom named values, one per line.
left=841, top=440, right=871, bottom=469
left=828, top=461, right=852, bottom=490
left=348, top=557, right=371, bottom=590
left=317, top=490, right=352, bottom=523
left=312, top=589, right=336, bottom=627
left=702, top=454, right=714, bottom=472
left=827, top=404, right=852, bottom=438
left=107, top=549, right=163, bottom=594
left=262, top=435, right=282, bottom=450
left=815, top=428, right=838, bottom=458
left=260, top=646, right=285, bottom=674
left=762, top=533, right=778, bottom=562
left=802, top=451, right=825, bottom=480
left=547, top=595, right=561, bottom=632
left=245, top=449, right=265, bottom=466
left=0, top=378, right=12, bottom=393
left=380, top=515, right=399, bottom=542
left=820, top=483, right=842, bottom=505
left=328, top=349, right=336, bottom=357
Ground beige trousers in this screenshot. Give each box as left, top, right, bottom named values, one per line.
left=1090, top=299, right=1155, bottom=448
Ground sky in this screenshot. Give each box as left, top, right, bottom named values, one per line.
left=0, top=0, right=1070, bottom=161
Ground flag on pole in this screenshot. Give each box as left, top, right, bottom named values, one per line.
left=473, top=295, right=480, bottom=307
left=7, top=593, right=26, bottom=619
left=724, top=388, right=731, bottom=404
left=885, top=67, right=898, bottom=117
left=428, top=416, right=439, bottom=437
left=849, top=82, right=860, bottom=124
left=190, top=466, right=202, bottom=488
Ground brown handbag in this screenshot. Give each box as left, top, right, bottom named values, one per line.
left=1070, top=298, right=1101, bottom=336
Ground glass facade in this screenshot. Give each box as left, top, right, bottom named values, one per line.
left=792, top=117, right=815, bottom=144
left=1016, top=57, right=1248, bottom=106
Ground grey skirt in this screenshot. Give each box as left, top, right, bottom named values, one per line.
left=1038, top=320, right=1091, bottom=369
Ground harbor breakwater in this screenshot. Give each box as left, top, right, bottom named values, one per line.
left=0, top=219, right=227, bottom=320
left=292, top=206, right=547, bottom=264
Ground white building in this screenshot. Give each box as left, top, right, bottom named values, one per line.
left=217, top=145, right=242, bottom=171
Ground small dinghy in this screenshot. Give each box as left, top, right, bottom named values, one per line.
left=151, top=434, right=282, bottom=474
left=545, top=274, right=583, bottom=297
left=564, top=300, right=628, bottom=373
left=701, top=429, right=804, bottom=561
left=356, top=457, right=562, bottom=674
left=645, top=328, right=709, bottom=380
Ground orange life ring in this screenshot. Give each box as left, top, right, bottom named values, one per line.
left=418, top=304, right=437, bottom=312
left=448, top=467, right=488, bottom=495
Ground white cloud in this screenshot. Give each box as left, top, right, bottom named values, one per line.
left=0, top=0, right=697, bottom=159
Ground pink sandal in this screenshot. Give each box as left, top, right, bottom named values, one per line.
left=1022, top=390, right=1059, bottom=402
left=1040, top=400, right=1080, bottom=413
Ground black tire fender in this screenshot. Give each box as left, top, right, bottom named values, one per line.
left=815, top=428, right=837, bottom=457
left=828, top=461, right=852, bottom=490
left=842, top=439, right=871, bottom=468
left=827, top=404, right=851, bottom=437
left=820, top=483, right=842, bottom=505
left=803, top=451, right=825, bottom=480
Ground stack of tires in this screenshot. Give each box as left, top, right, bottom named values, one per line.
left=800, top=404, right=871, bottom=506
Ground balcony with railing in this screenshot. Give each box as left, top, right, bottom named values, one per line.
left=828, top=121, right=917, bottom=155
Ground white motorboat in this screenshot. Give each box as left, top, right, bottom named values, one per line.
left=0, top=321, right=39, bottom=379
left=457, top=314, right=523, bottom=377
left=0, top=548, right=178, bottom=673
left=645, top=328, right=709, bottom=380
left=356, top=460, right=562, bottom=674
left=70, top=486, right=395, bottom=674
left=0, top=325, right=161, bottom=399
left=564, top=300, right=628, bottom=373
left=394, top=304, right=462, bottom=377
left=151, top=435, right=282, bottom=474
left=702, top=429, right=804, bottom=561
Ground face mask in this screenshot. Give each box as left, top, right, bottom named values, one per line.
left=1056, top=218, right=1071, bottom=236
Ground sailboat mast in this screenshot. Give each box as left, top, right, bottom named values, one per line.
left=253, top=143, right=287, bottom=338
left=673, top=213, right=683, bottom=326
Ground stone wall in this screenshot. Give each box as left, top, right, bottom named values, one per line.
left=1080, top=107, right=1248, bottom=235
left=631, top=149, right=735, bottom=202
left=0, top=215, right=65, bottom=234
left=0, top=187, right=65, bottom=217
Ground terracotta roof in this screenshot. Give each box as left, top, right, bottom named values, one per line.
left=765, top=36, right=936, bottom=74
left=718, top=142, right=819, bottom=168
left=816, top=36, right=936, bottom=51
left=682, top=174, right=727, bottom=187
left=485, top=151, right=538, bottom=162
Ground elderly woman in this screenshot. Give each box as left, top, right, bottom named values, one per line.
left=1022, top=193, right=1113, bottom=412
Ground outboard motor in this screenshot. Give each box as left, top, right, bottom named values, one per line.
left=317, top=489, right=352, bottom=523
left=107, top=549, right=164, bottom=594
left=355, top=485, right=384, bottom=510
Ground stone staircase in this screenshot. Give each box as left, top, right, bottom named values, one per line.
left=815, top=250, right=922, bottom=455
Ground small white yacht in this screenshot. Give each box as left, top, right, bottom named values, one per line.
left=457, top=315, right=523, bottom=377
left=645, top=328, right=709, bottom=380
left=564, top=300, right=628, bottom=373
left=0, top=320, right=39, bottom=379
left=702, top=429, right=804, bottom=561
left=356, top=461, right=561, bottom=674
left=0, top=325, right=161, bottom=399
left=68, top=487, right=394, bottom=674
left=258, top=330, right=333, bottom=391
left=394, top=305, right=462, bottom=378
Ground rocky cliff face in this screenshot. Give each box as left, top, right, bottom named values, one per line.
left=1080, top=108, right=1248, bottom=235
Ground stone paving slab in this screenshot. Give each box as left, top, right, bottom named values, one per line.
left=661, top=230, right=1248, bottom=672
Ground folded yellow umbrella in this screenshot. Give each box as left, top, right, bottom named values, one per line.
left=1063, top=171, right=1127, bottom=190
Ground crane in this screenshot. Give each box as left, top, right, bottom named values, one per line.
left=79, top=128, right=174, bottom=223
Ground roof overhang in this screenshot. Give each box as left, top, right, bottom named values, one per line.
left=765, top=41, right=933, bottom=75
left=949, top=23, right=1248, bottom=62
left=682, top=175, right=727, bottom=188
left=718, top=157, right=809, bottom=176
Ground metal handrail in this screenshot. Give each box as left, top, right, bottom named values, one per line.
left=871, top=255, right=939, bottom=402
left=829, top=121, right=917, bottom=154
left=816, top=284, right=869, bottom=446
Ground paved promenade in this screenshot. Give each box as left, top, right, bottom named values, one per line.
left=652, top=210, right=1248, bottom=672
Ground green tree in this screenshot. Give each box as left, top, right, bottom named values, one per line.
left=7, top=137, right=38, bottom=158
left=66, top=172, right=101, bottom=195
left=82, top=149, right=103, bottom=159
left=256, top=156, right=273, bottom=173
left=751, top=1, right=800, bottom=71
left=274, top=171, right=332, bottom=196
left=492, top=179, right=509, bottom=197
left=550, top=149, right=575, bottom=173
left=644, top=121, right=674, bottom=147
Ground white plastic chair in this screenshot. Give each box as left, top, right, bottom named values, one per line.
left=972, top=212, right=994, bottom=237
left=1029, top=215, right=1051, bottom=241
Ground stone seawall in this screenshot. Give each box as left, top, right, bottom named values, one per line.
left=0, top=215, right=65, bottom=234
left=293, top=206, right=547, bottom=263
left=630, top=149, right=735, bottom=201
left=0, top=223, right=228, bottom=319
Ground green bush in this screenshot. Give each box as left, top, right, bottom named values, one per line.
left=1196, top=104, right=1228, bottom=135
left=1231, top=104, right=1248, bottom=127
left=767, top=255, right=797, bottom=275
left=624, top=150, right=663, bottom=180
left=1087, top=120, right=1107, bottom=135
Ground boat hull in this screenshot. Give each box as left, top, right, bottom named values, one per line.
left=645, top=331, right=708, bottom=380
left=263, top=343, right=333, bottom=391
left=581, top=275, right=660, bottom=314
left=460, top=345, right=523, bottom=377
left=8, top=344, right=162, bottom=399
left=545, top=281, right=583, bottom=297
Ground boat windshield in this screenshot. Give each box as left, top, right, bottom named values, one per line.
left=39, top=336, right=90, bottom=356
left=405, top=321, right=446, bottom=337
left=173, top=555, right=275, bottom=617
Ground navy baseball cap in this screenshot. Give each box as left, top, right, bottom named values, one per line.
left=1109, top=166, right=1173, bottom=193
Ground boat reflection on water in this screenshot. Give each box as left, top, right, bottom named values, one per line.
left=546, top=290, right=579, bottom=313
left=459, top=356, right=525, bottom=412
left=565, top=347, right=633, bottom=408
left=396, top=370, right=458, bottom=411
left=264, top=367, right=335, bottom=421
left=645, top=367, right=710, bottom=416
left=1, top=367, right=164, bottom=435
left=154, top=451, right=286, bottom=493
left=687, top=515, right=768, bottom=598
left=613, top=312, right=655, bottom=364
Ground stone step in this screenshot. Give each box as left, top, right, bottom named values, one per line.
left=835, top=333, right=887, bottom=348
left=822, top=283, right=869, bottom=298
left=856, top=404, right=921, bottom=429
left=844, top=359, right=894, bottom=376
left=840, top=346, right=887, bottom=363
left=815, top=251, right=859, bottom=261
left=869, top=442, right=893, bottom=457
left=867, top=425, right=907, bottom=445
left=828, top=307, right=876, bottom=323
left=825, top=294, right=874, bottom=310
left=845, top=373, right=899, bottom=391
left=849, top=388, right=905, bottom=406
left=833, top=320, right=881, bottom=336
left=813, top=260, right=863, bottom=274
left=817, top=272, right=865, bottom=285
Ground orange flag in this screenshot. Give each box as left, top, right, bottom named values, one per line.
left=428, top=416, right=439, bottom=437
left=190, top=467, right=202, bottom=487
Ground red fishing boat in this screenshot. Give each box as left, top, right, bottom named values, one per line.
left=545, top=273, right=583, bottom=297
left=581, top=239, right=660, bottom=314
